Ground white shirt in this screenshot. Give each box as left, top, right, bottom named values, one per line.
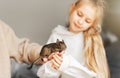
left=37, top=25, right=97, bottom=78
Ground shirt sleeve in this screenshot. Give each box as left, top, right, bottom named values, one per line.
left=37, top=61, right=61, bottom=78
left=58, top=54, right=97, bottom=78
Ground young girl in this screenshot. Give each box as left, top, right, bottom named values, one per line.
left=37, top=0, right=110, bottom=78
left=0, top=20, right=43, bottom=78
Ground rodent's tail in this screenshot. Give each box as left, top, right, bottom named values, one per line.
left=27, top=57, right=41, bottom=69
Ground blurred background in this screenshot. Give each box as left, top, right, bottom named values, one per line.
left=0, top=0, right=120, bottom=44
left=0, top=0, right=120, bottom=78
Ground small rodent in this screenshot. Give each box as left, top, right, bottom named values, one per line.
left=28, top=39, right=66, bottom=69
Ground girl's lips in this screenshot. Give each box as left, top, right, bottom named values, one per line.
left=74, top=22, right=81, bottom=29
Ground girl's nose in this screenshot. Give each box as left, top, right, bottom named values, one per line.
left=78, top=18, right=84, bottom=25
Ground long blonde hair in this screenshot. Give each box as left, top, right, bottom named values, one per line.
left=70, top=0, right=110, bottom=78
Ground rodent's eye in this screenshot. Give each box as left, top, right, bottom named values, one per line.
left=45, top=55, right=48, bottom=57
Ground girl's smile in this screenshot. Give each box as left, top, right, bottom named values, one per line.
left=74, top=22, right=82, bottom=29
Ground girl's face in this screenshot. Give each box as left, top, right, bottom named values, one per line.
left=68, top=3, right=96, bottom=33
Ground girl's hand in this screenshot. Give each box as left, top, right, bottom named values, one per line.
left=50, top=52, right=64, bottom=70
left=42, top=53, right=54, bottom=63
left=42, top=53, right=55, bottom=63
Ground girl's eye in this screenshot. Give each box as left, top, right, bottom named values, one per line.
left=86, top=19, right=92, bottom=23
left=77, top=12, right=82, bottom=17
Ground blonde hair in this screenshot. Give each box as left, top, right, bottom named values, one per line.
left=70, top=0, right=110, bottom=78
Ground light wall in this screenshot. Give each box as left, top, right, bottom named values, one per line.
left=0, top=0, right=74, bottom=45
left=103, top=0, right=120, bottom=39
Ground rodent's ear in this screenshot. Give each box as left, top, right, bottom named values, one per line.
left=62, top=40, right=64, bottom=43
left=56, top=39, right=60, bottom=43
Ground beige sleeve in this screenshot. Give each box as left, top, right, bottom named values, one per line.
left=0, top=20, right=11, bottom=78
left=18, top=38, right=42, bottom=64
left=0, top=20, right=42, bottom=64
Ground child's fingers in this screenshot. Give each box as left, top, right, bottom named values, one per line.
left=50, top=54, right=63, bottom=69
left=55, top=54, right=63, bottom=61
left=48, top=51, right=64, bottom=60
left=48, top=53, right=55, bottom=60
left=51, top=59, right=60, bottom=70
left=53, top=54, right=63, bottom=65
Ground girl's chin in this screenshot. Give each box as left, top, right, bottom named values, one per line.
left=74, top=24, right=81, bottom=29
left=70, top=29, right=81, bottom=34
left=69, top=26, right=82, bottom=33
left=73, top=27, right=82, bottom=32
